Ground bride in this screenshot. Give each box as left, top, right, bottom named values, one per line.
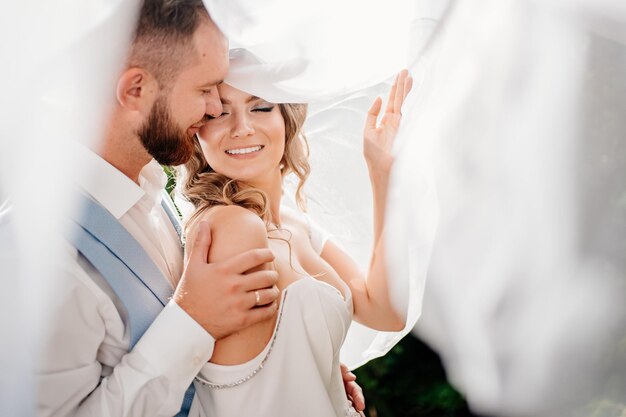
left=180, top=70, right=412, bottom=417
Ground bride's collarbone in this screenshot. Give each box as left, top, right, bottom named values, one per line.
left=267, top=230, right=346, bottom=299
left=269, top=241, right=324, bottom=285
left=267, top=227, right=308, bottom=275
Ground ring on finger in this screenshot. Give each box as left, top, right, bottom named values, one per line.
left=254, top=290, right=261, bottom=306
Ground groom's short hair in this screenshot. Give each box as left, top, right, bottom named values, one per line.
left=129, top=0, right=210, bottom=90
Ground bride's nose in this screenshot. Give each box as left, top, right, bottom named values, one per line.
left=231, top=113, right=255, bottom=138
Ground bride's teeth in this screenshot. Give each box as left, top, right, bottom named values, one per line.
left=226, top=146, right=262, bottom=155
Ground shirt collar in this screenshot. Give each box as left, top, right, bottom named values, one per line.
left=138, top=159, right=169, bottom=208
left=75, top=145, right=166, bottom=219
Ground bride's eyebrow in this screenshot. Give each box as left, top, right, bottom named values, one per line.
left=220, top=95, right=262, bottom=105
left=246, top=95, right=263, bottom=103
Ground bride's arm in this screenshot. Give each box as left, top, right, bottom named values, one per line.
left=320, top=70, right=412, bottom=331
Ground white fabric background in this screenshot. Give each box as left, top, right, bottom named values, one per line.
left=0, top=1, right=141, bottom=415
left=203, top=0, right=446, bottom=371
left=387, top=1, right=626, bottom=415
left=2, top=0, right=625, bottom=415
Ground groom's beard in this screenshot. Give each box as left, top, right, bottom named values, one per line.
left=139, top=95, right=196, bottom=166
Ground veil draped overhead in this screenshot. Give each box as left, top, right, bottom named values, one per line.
left=3, top=0, right=625, bottom=415
left=200, top=0, right=446, bottom=370
left=205, top=0, right=626, bottom=414
left=386, top=0, right=626, bottom=415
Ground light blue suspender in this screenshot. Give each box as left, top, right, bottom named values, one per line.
left=69, top=193, right=195, bottom=416
left=160, top=194, right=196, bottom=417
left=161, top=192, right=183, bottom=240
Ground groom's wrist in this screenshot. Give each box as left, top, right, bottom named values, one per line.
left=134, top=301, right=216, bottom=383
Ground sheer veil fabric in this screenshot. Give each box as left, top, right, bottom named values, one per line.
left=386, top=1, right=626, bottom=415
left=2, top=0, right=626, bottom=415
left=0, top=1, right=142, bottom=415
left=206, top=0, right=626, bottom=414
left=197, top=0, right=447, bottom=370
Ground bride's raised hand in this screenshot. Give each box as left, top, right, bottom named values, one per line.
left=363, top=69, right=413, bottom=177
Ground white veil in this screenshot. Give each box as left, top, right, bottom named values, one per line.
left=200, top=0, right=445, bottom=369
left=206, top=0, right=626, bottom=413
left=387, top=0, right=626, bottom=415
left=3, top=0, right=625, bottom=415
left=0, top=1, right=141, bottom=414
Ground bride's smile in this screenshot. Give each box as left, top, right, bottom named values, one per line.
left=197, top=83, right=285, bottom=184
left=224, top=144, right=265, bottom=157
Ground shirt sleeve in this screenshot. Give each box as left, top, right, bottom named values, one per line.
left=36, top=247, right=215, bottom=417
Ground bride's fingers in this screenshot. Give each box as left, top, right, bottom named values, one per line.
left=385, top=73, right=399, bottom=114
left=404, top=74, right=413, bottom=102
left=394, top=74, right=412, bottom=117
left=365, top=97, right=382, bottom=130
left=393, top=70, right=409, bottom=115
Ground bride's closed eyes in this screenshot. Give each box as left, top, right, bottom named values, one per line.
left=251, top=105, right=275, bottom=112
left=206, top=102, right=276, bottom=120
left=250, top=98, right=276, bottom=113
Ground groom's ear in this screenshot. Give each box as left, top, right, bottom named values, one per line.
left=116, top=68, right=158, bottom=114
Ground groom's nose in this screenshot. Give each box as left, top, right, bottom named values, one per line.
left=204, top=88, right=223, bottom=118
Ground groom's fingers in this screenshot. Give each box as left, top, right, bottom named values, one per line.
left=248, top=286, right=280, bottom=308
left=341, top=363, right=365, bottom=412
left=188, top=221, right=212, bottom=264
left=245, top=300, right=279, bottom=324
left=241, top=270, right=279, bottom=294
left=340, top=363, right=356, bottom=381
left=346, top=380, right=365, bottom=411
left=222, top=247, right=275, bottom=273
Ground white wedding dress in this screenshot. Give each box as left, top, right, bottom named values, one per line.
left=191, top=276, right=360, bottom=417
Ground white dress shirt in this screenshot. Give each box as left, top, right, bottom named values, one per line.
left=37, top=148, right=215, bottom=417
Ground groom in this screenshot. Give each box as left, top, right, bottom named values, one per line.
left=37, top=2, right=280, bottom=416
left=37, top=1, right=365, bottom=416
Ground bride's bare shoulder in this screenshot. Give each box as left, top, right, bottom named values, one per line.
left=189, top=205, right=269, bottom=261
left=202, top=205, right=264, bottom=226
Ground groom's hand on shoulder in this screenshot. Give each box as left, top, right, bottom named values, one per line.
left=173, top=220, right=279, bottom=339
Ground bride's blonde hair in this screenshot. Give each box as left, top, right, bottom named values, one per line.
left=180, top=102, right=310, bottom=233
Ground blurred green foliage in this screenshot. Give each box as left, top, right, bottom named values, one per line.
left=354, top=334, right=478, bottom=417
left=584, top=334, right=626, bottom=417
left=163, top=165, right=177, bottom=196
left=357, top=332, right=626, bottom=417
